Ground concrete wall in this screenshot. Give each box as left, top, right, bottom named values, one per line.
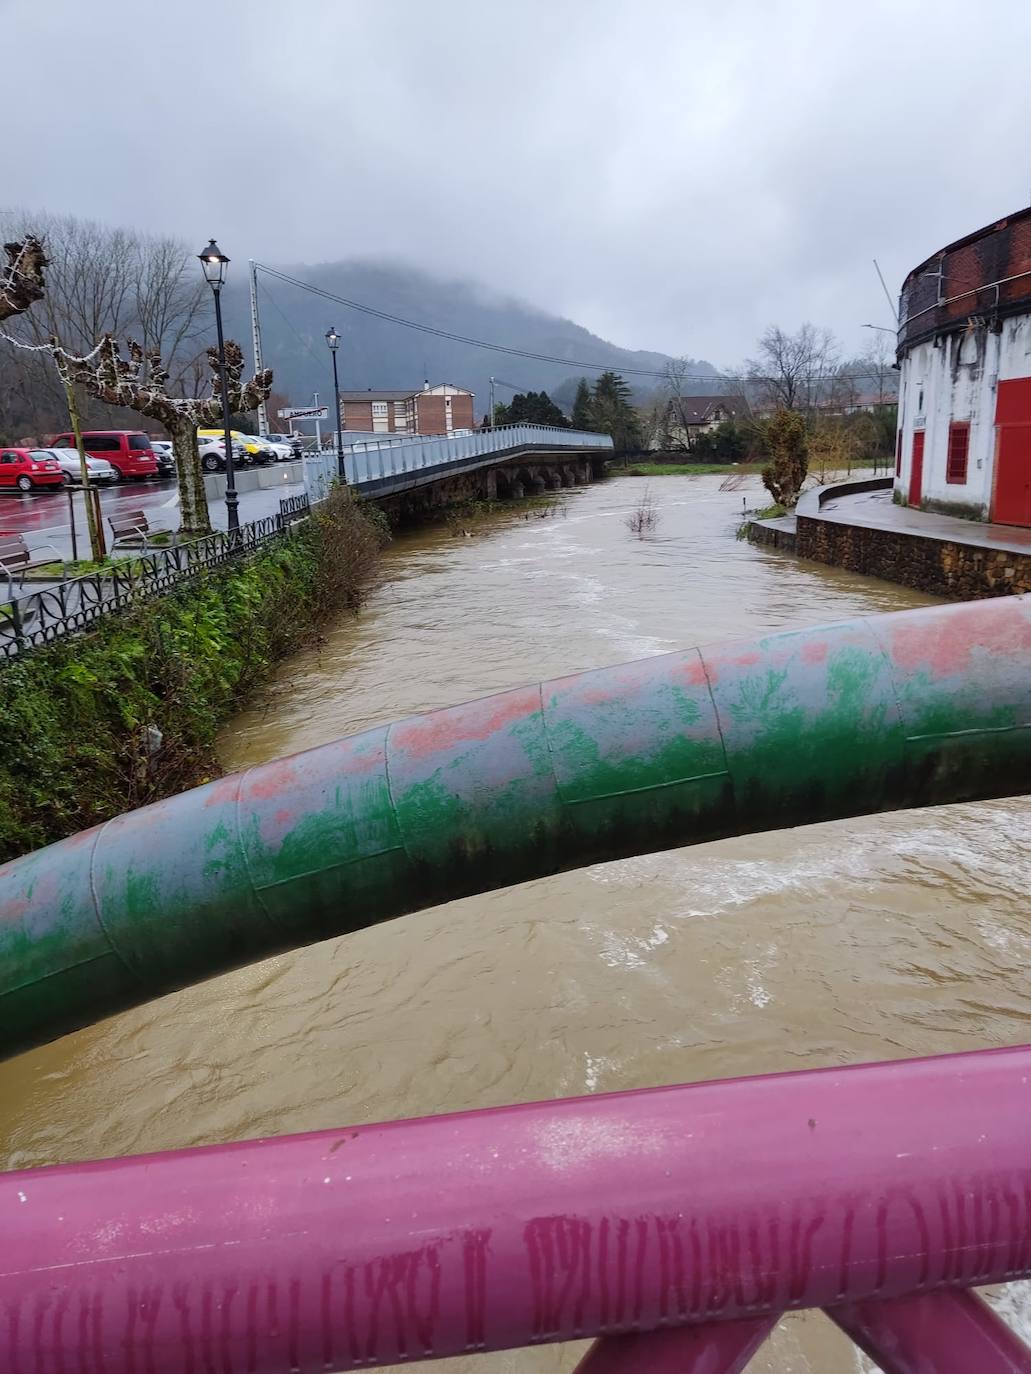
left=895, top=315, right=1031, bottom=516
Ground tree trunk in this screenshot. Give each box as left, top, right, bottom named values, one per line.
left=170, top=420, right=211, bottom=536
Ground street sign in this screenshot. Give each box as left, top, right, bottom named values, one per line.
left=278, top=406, right=329, bottom=421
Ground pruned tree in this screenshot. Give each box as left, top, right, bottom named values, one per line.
left=54, top=336, right=273, bottom=535
left=0, top=236, right=47, bottom=325
left=0, top=212, right=208, bottom=441
left=761, top=408, right=809, bottom=508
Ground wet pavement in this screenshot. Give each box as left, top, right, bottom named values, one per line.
left=819, top=487, right=1031, bottom=553
left=0, top=477, right=306, bottom=564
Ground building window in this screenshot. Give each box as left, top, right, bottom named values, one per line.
left=946, top=421, right=970, bottom=484
left=371, top=401, right=389, bottom=433
left=896, top=431, right=902, bottom=477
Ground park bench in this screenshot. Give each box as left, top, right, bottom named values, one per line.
left=0, top=533, right=65, bottom=592
left=108, top=509, right=169, bottom=551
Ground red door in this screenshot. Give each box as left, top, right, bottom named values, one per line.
left=993, top=379, right=1031, bottom=527
left=993, top=426, right=1031, bottom=526
left=908, top=431, right=924, bottom=506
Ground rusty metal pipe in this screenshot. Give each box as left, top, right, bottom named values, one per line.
left=2, top=597, right=1030, bottom=1056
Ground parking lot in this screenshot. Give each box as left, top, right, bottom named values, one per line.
left=0, top=476, right=307, bottom=564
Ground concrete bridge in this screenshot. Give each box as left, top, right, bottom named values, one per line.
left=302, top=421, right=614, bottom=515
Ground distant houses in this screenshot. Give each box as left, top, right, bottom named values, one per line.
left=651, top=394, right=750, bottom=450
left=339, top=382, right=474, bottom=436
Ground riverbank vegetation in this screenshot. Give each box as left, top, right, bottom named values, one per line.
left=0, top=487, right=389, bottom=861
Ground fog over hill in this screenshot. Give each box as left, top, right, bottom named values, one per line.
left=221, top=260, right=721, bottom=419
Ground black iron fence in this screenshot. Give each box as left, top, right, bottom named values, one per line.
left=0, top=513, right=296, bottom=660
left=278, top=493, right=311, bottom=523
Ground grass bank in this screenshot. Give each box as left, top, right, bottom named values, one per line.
left=615, top=462, right=764, bottom=477
left=0, top=487, right=389, bottom=861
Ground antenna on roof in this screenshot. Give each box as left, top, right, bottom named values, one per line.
left=873, top=259, right=899, bottom=324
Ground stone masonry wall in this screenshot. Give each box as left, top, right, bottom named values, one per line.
left=796, top=517, right=1031, bottom=598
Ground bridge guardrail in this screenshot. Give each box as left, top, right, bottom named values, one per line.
left=306, top=423, right=612, bottom=497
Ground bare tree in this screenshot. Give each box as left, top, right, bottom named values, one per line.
left=54, top=336, right=272, bottom=536
left=858, top=332, right=897, bottom=404
left=661, top=357, right=694, bottom=451
left=0, top=212, right=208, bottom=438
left=0, top=237, right=47, bottom=322
left=746, top=323, right=841, bottom=414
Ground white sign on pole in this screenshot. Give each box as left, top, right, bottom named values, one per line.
left=278, top=405, right=329, bottom=421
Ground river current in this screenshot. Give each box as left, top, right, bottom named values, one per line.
left=3, top=474, right=1029, bottom=1371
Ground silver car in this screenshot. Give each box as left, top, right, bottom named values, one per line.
left=32, top=447, right=119, bottom=485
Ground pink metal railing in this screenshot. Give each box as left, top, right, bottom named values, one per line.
left=3, top=1043, right=1031, bottom=1371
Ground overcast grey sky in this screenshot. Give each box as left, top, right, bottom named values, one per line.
left=5, top=0, right=1030, bottom=366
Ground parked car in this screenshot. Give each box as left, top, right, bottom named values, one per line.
left=257, top=433, right=301, bottom=461
left=30, top=448, right=118, bottom=485
left=0, top=447, right=63, bottom=491
left=149, top=440, right=176, bottom=477
left=197, top=429, right=273, bottom=465
left=197, top=438, right=249, bottom=472
left=50, top=430, right=159, bottom=481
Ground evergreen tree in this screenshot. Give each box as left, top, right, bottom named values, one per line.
left=592, top=371, right=642, bottom=454
left=571, top=377, right=594, bottom=430
left=505, top=390, right=570, bottom=427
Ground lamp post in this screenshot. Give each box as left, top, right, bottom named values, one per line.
left=325, top=327, right=345, bottom=482
left=198, top=239, right=238, bottom=533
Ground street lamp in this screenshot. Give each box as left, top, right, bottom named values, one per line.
left=862, top=323, right=897, bottom=334
left=325, top=326, right=345, bottom=482
left=198, top=238, right=239, bottom=533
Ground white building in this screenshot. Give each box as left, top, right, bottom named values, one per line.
left=895, top=207, right=1031, bottom=526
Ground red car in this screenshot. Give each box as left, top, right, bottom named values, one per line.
left=0, top=448, right=63, bottom=492
left=50, top=430, right=158, bottom=481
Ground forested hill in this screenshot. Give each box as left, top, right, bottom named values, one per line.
left=220, top=261, right=719, bottom=417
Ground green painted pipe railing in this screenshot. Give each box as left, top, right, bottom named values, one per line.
left=1, top=597, right=1029, bottom=1058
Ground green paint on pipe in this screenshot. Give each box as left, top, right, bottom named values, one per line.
left=0, top=598, right=1029, bottom=1060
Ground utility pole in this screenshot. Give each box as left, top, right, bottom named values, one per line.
left=489, top=376, right=495, bottom=428
left=249, top=260, right=269, bottom=435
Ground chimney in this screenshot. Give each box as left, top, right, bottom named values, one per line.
left=423, top=379, right=430, bottom=391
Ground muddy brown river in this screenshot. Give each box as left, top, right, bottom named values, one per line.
left=2, top=474, right=1029, bottom=1372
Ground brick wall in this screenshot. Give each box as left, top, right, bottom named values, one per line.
left=796, top=516, right=1031, bottom=598
left=451, top=394, right=475, bottom=429
left=415, top=396, right=447, bottom=434
left=342, top=400, right=374, bottom=431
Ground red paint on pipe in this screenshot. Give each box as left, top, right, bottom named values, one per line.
left=830, top=1289, right=1031, bottom=1373
left=389, top=686, right=541, bottom=761
left=800, top=640, right=829, bottom=665
left=888, top=597, right=1031, bottom=677
left=2, top=1046, right=1030, bottom=1372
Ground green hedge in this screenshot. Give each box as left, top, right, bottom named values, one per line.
left=0, top=489, right=387, bottom=861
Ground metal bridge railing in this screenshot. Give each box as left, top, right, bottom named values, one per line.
left=306, top=422, right=612, bottom=494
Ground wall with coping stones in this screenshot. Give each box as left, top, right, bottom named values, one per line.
left=795, top=515, right=1031, bottom=598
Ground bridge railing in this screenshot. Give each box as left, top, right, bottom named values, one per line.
left=304, top=422, right=613, bottom=497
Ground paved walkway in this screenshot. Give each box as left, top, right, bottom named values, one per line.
left=817, top=488, right=1031, bottom=556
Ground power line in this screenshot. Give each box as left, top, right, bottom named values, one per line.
left=252, top=261, right=898, bottom=390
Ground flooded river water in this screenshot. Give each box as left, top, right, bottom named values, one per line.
left=2, top=474, right=1029, bottom=1371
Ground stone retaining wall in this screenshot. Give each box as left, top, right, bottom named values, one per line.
left=748, top=519, right=797, bottom=552
left=795, top=516, right=1031, bottom=598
